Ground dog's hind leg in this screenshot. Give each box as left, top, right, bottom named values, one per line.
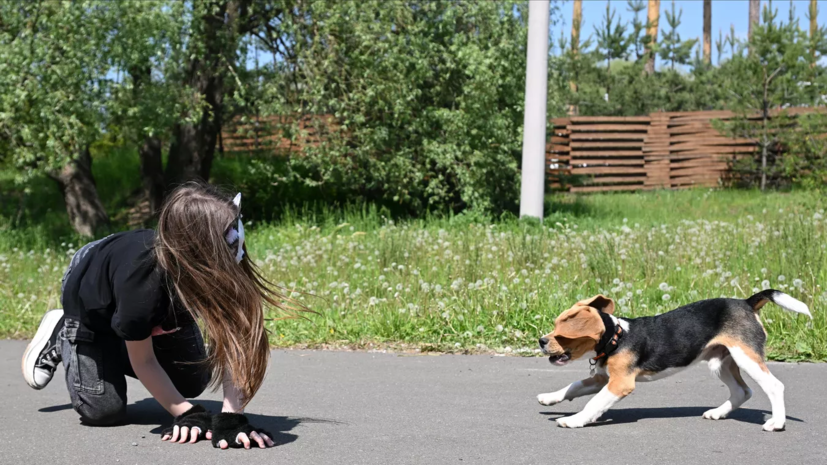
left=538, top=374, right=608, bottom=406
left=727, top=345, right=786, bottom=431
left=703, top=355, right=753, bottom=420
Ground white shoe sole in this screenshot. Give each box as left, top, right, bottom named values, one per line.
left=21, top=309, right=64, bottom=389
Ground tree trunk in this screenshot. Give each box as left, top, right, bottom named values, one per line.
left=568, top=0, right=582, bottom=116
left=703, top=0, right=711, bottom=64
left=645, top=0, right=660, bottom=75
left=139, top=136, right=165, bottom=213
left=49, top=147, right=109, bottom=237
left=164, top=1, right=240, bottom=189
left=129, top=65, right=166, bottom=214
left=761, top=68, right=769, bottom=191
left=571, top=0, right=582, bottom=55
left=749, top=0, right=760, bottom=53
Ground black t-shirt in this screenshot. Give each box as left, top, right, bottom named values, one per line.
left=61, top=229, right=194, bottom=341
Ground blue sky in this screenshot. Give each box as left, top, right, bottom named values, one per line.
left=551, top=0, right=825, bottom=66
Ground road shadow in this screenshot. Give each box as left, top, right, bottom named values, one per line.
left=38, top=403, right=74, bottom=413
left=540, top=407, right=803, bottom=427
left=37, top=399, right=341, bottom=447
left=129, top=398, right=341, bottom=447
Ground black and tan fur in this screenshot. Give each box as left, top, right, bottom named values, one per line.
left=537, top=290, right=811, bottom=431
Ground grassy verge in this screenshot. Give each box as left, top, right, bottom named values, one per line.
left=1, top=189, right=825, bottom=361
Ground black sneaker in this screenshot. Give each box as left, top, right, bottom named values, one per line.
left=22, top=309, right=64, bottom=389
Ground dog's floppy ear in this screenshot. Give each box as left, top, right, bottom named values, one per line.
left=553, top=307, right=604, bottom=342
left=578, top=294, right=615, bottom=315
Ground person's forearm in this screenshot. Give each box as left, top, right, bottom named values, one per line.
left=222, top=371, right=244, bottom=413
left=131, top=358, right=192, bottom=417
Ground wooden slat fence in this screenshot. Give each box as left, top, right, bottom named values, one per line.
left=222, top=109, right=820, bottom=193
left=547, top=108, right=820, bottom=192
left=221, top=114, right=336, bottom=155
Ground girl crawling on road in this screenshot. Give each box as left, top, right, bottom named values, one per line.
left=22, top=183, right=292, bottom=450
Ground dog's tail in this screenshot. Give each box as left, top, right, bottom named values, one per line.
left=746, top=289, right=812, bottom=319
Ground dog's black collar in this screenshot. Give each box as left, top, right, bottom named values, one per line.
left=592, top=311, right=623, bottom=362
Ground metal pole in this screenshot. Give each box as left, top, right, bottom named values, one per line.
left=519, top=0, right=549, bottom=220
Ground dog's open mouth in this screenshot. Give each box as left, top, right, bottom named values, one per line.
left=548, top=352, right=571, bottom=365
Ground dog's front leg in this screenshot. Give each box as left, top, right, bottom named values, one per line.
left=537, top=374, right=608, bottom=406
left=556, top=375, right=635, bottom=428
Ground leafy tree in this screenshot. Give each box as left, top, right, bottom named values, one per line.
left=658, top=0, right=698, bottom=69
left=105, top=1, right=191, bottom=215
left=253, top=0, right=534, bottom=215
left=626, top=0, right=650, bottom=62
left=2, top=1, right=288, bottom=233
left=717, top=4, right=827, bottom=189
left=594, top=1, right=630, bottom=97
left=0, top=2, right=115, bottom=236
left=715, top=28, right=725, bottom=64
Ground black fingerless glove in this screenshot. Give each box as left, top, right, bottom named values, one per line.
left=161, top=404, right=213, bottom=440
left=211, top=413, right=272, bottom=448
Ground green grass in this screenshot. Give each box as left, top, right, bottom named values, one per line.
left=2, top=188, right=825, bottom=361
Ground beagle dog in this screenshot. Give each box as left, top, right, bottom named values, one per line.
left=537, top=290, right=811, bottom=431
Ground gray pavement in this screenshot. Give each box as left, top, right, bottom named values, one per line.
left=2, top=339, right=826, bottom=465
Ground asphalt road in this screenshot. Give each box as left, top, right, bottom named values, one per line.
left=2, top=339, right=825, bottom=465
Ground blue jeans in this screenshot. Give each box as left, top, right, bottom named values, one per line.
left=59, top=240, right=211, bottom=426
left=59, top=320, right=210, bottom=425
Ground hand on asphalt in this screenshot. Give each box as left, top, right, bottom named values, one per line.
left=215, top=431, right=275, bottom=450
left=161, top=425, right=211, bottom=444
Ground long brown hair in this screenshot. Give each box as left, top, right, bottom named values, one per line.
left=155, top=183, right=289, bottom=407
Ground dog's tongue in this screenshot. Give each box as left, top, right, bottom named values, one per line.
left=549, top=353, right=571, bottom=365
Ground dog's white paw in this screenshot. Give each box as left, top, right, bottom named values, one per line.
left=556, top=415, right=589, bottom=428
left=537, top=392, right=564, bottom=406
left=762, top=418, right=785, bottom=432
left=702, top=407, right=729, bottom=420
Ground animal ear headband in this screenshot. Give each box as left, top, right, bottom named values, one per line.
left=224, top=193, right=245, bottom=263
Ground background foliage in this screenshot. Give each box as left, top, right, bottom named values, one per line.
left=2, top=0, right=827, bottom=236
left=1, top=1, right=825, bottom=358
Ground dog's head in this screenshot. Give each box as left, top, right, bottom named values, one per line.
left=538, top=295, right=615, bottom=366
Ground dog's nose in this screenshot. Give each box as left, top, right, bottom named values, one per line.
left=539, top=337, right=549, bottom=347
